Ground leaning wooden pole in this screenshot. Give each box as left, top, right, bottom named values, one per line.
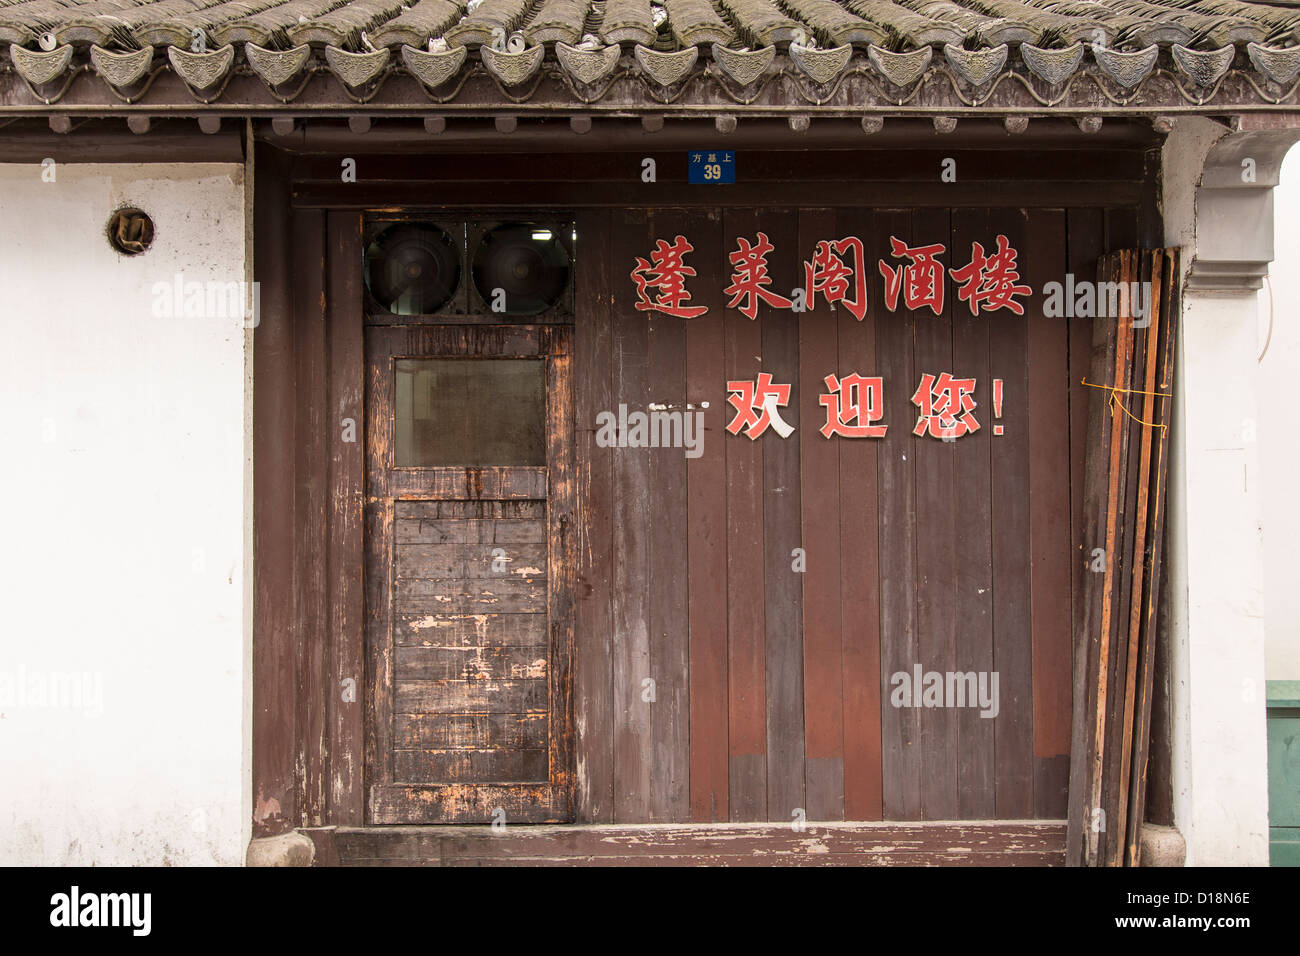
left=1124, top=249, right=1179, bottom=865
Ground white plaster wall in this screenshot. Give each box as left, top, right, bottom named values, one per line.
left=1259, top=148, right=1300, bottom=682
left=0, top=163, right=251, bottom=865
left=1162, top=118, right=1270, bottom=865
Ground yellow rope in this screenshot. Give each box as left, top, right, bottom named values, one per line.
left=1081, top=378, right=1169, bottom=432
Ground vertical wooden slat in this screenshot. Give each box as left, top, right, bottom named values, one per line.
left=611, top=208, right=652, bottom=822
left=877, top=208, right=920, bottom=820
left=988, top=207, right=1034, bottom=820
left=1126, top=250, right=1177, bottom=864
left=838, top=207, right=882, bottom=821
left=649, top=214, right=693, bottom=823
left=1069, top=251, right=1127, bottom=865
left=687, top=209, right=728, bottom=822
left=1116, top=251, right=1159, bottom=857
left=723, top=208, right=775, bottom=821
left=363, top=329, right=396, bottom=815
left=545, top=325, right=578, bottom=819
left=326, top=210, right=365, bottom=825
left=252, top=147, right=297, bottom=838
left=293, top=207, right=328, bottom=828
left=763, top=218, right=805, bottom=823
left=1101, top=250, right=1144, bottom=865
left=799, top=208, right=845, bottom=822
left=1064, top=208, right=1105, bottom=841
left=574, top=208, right=615, bottom=823
left=1026, top=209, right=1072, bottom=819
left=952, top=206, right=995, bottom=820
left=1066, top=208, right=1106, bottom=696
left=911, top=206, right=957, bottom=821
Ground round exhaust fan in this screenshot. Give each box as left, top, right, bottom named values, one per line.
left=364, top=223, right=460, bottom=315
left=471, top=223, right=571, bottom=316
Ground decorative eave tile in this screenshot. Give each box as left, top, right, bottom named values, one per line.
left=978, top=22, right=1034, bottom=47
left=867, top=44, right=932, bottom=87
left=789, top=42, right=852, bottom=85
left=245, top=42, right=312, bottom=88
left=324, top=45, right=390, bottom=87
left=674, top=23, right=731, bottom=48
left=527, top=24, right=582, bottom=46
left=943, top=43, right=1008, bottom=87
left=134, top=25, right=191, bottom=48
left=168, top=44, right=236, bottom=90
left=401, top=43, right=467, bottom=89
left=710, top=43, right=775, bottom=87
left=1247, top=41, right=1300, bottom=86
left=10, top=43, right=74, bottom=85
left=1020, top=42, right=1084, bottom=85
left=556, top=41, right=621, bottom=85
left=90, top=44, right=153, bottom=88
left=633, top=44, right=698, bottom=86
left=1091, top=43, right=1159, bottom=90
left=480, top=42, right=545, bottom=86
left=601, top=24, right=656, bottom=47
left=1131, top=23, right=1193, bottom=48
left=1171, top=43, right=1235, bottom=88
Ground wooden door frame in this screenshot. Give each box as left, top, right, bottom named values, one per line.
left=251, top=143, right=1170, bottom=845
left=363, top=325, right=576, bottom=824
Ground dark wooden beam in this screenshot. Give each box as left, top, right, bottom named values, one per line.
left=323, top=821, right=1067, bottom=866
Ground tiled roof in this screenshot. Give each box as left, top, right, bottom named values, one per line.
left=4, top=0, right=1300, bottom=109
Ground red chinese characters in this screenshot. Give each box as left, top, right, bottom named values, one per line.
left=878, top=236, right=946, bottom=315
left=725, top=373, right=795, bottom=439
left=805, top=237, right=868, bottom=320
left=820, top=373, right=887, bottom=438
left=949, top=234, right=1031, bottom=316
left=724, top=232, right=792, bottom=320
left=635, top=232, right=1032, bottom=321
left=911, top=372, right=980, bottom=439
left=631, top=235, right=709, bottom=318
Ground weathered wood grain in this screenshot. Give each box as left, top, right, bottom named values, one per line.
left=395, top=500, right=546, bottom=521
left=1026, top=208, right=1072, bottom=820
left=839, top=206, right=882, bottom=821
left=723, top=207, right=775, bottom=822
left=326, top=209, right=366, bottom=826
left=395, top=645, right=550, bottom=681
left=877, top=208, right=920, bottom=821
left=396, top=679, right=548, bottom=713
left=395, top=712, right=548, bottom=750
left=912, top=206, right=957, bottom=822
left=952, top=206, right=995, bottom=820
left=611, top=208, right=654, bottom=822
left=573, top=207, right=616, bottom=823
left=799, top=208, right=846, bottom=822
left=763, top=216, right=805, bottom=824
left=395, top=543, right=548, bottom=580
left=394, top=611, right=549, bottom=647
left=651, top=212, right=695, bottom=823
left=294, top=208, right=330, bottom=829
left=988, top=206, right=1034, bottom=820
left=395, top=578, right=547, bottom=613
left=252, top=147, right=297, bottom=838
left=396, top=518, right=546, bottom=544
left=394, top=748, right=548, bottom=783
left=685, top=210, right=729, bottom=823
left=332, top=821, right=1067, bottom=866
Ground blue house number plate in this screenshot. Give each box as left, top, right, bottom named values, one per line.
left=688, top=150, right=735, bottom=184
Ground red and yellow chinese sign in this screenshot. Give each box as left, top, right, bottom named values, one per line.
left=630, top=232, right=1031, bottom=320
left=632, top=232, right=1021, bottom=440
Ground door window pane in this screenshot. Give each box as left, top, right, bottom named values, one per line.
left=395, top=358, right=546, bottom=466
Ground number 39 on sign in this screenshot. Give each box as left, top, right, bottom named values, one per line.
left=689, top=150, right=736, bottom=184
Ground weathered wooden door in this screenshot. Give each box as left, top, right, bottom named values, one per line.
left=365, top=325, right=574, bottom=824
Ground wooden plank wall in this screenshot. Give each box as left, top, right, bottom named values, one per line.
left=574, top=205, right=1101, bottom=823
